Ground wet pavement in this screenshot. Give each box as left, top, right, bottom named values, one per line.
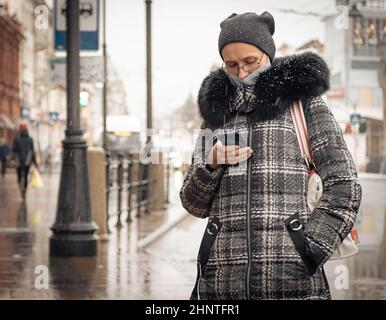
left=0, top=168, right=385, bottom=299
left=0, top=168, right=202, bottom=299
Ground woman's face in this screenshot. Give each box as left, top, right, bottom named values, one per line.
left=221, top=42, right=268, bottom=79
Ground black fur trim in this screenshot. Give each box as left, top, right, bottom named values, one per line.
left=197, top=52, right=330, bottom=129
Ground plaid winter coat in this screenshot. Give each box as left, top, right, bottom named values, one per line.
left=180, top=52, right=362, bottom=300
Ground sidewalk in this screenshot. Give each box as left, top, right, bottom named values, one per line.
left=0, top=169, right=202, bottom=299
left=0, top=169, right=385, bottom=299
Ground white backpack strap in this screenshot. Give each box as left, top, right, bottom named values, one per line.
left=290, top=100, right=314, bottom=170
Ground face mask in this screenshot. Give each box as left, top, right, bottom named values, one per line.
left=226, top=62, right=271, bottom=87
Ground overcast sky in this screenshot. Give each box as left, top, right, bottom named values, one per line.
left=105, top=0, right=337, bottom=128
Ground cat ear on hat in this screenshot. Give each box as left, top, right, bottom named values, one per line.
left=220, top=13, right=238, bottom=28
left=260, top=11, right=275, bottom=35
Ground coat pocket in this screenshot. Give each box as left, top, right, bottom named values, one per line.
left=284, top=212, right=318, bottom=276
left=198, top=217, right=222, bottom=268
left=190, top=217, right=222, bottom=300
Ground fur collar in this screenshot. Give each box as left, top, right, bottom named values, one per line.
left=198, top=52, right=330, bottom=129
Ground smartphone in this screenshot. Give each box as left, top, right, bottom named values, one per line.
left=215, top=131, right=247, bottom=147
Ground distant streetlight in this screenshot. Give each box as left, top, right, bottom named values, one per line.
left=344, top=3, right=364, bottom=167
left=348, top=4, right=363, bottom=19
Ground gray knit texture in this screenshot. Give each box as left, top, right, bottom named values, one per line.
left=218, top=12, right=276, bottom=62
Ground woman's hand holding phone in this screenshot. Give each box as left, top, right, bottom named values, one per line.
left=206, top=139, right=253, bottom=170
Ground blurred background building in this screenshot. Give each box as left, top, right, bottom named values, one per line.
left=0, top=1, right=23, bottom=148
left=0, top=0, right=133, bottom=165
left=324, top=0, right=386, bottom=173
left=1, top=0, right=385, bottom=172
left=0, top=0, right=66, bottom=165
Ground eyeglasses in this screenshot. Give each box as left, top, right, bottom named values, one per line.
left=222, top=53, right=264, bottom=76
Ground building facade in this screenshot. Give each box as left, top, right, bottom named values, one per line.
left=0, top=2, right=23, bottom=145
left=324, top=0, right=386, bottom=172
left=1, top=0, right=66, bottom=165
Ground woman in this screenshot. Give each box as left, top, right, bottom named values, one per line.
left=180, top=12, right=362, bottom=300
left=12, top=123, right=38, bottom=198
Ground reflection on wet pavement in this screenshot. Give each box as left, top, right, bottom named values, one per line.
left=0, top=170, right=194, bottom=299
left=0, top=171, right=385, bottom=299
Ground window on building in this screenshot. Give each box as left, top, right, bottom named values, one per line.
left=22, top=82, right=32, bottom=107
left=353, top=16, right=386, bottom=56
left=356, top=87, right=374, bottom=107
left=383, top=19, right=386, bottom=43
left=368, top=18, right=378, bottom=46
left=353, top=18, right=365, bottom=46
left=366, top=0, right=385, bottom=10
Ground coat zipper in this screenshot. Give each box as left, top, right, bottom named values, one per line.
left=197, top=262, right=202, bottom=300
left=246, top=120, right=253, bottom=299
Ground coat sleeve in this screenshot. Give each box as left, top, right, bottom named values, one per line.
left=179, top=122, right=225, bottom=219
left=302, top=96, right=362, bottom=272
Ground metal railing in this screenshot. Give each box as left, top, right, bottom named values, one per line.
left=106, top=151, right=151, bottom=231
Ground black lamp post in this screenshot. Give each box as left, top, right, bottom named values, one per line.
left=49, top=0, right=98, bottom=256
left=102, top=0, right=107, bottom=150
left=145, top=0, right=153, bottom=151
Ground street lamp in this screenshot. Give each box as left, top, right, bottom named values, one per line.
left=349, top=4, right=364, bottom=49
left=49, top=0, right=98, bottom=256
left=102, top=0, right=107, bottom=150
left=348, top=4, right=363, bottom=19
left=145, top=0, right=153, bottom=149
left=344, top=3, right=364, bottom=167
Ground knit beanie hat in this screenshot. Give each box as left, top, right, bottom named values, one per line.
left=218, top=12, right=276, bottom=63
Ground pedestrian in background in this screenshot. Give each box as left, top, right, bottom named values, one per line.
left=180, top=12, right=362, bottom=300
left=0, top=137, right=10, bottom=177
left=12, top=123, right=38, bottom=198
